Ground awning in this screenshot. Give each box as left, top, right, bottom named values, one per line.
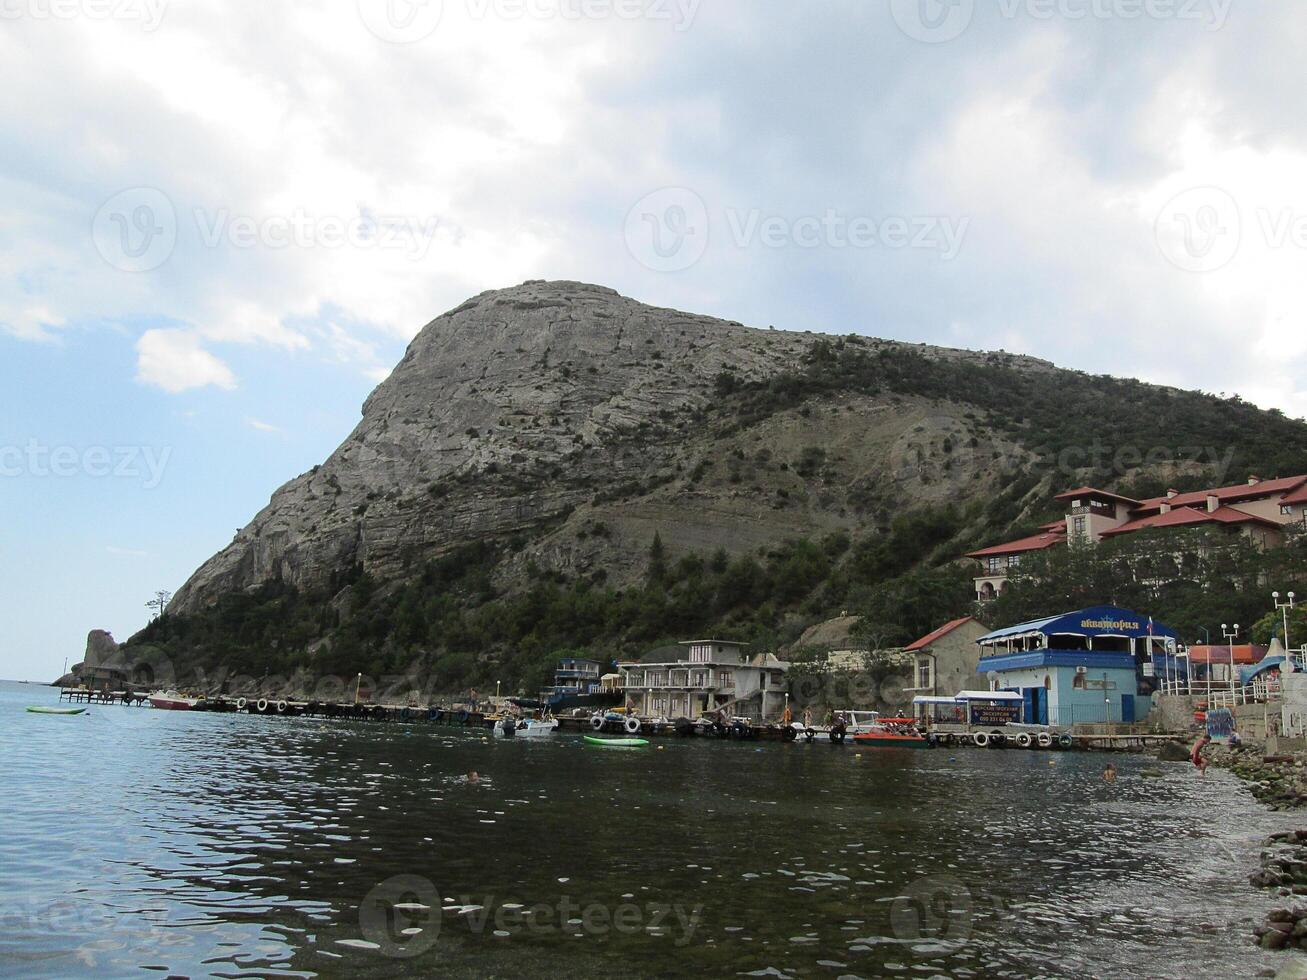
left=977, top=605, right=1177, bottom=644
left=1241, top=657, right=1287, bottom=685
left=955, top=690, right=1024, bottom=702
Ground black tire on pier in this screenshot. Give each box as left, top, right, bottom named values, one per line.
left=782, top=725, right=798, bottom=742
left=674, top=718, right=694, bottom=737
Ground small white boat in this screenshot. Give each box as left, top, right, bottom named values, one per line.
left=493, top=716, right=559, bottom=738
left=148, top=690, right=200, bottom=711
left=517, top=718, right=559, bottom=738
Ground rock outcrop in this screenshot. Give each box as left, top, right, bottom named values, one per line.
left=170, top=280, right=1037, bottom=614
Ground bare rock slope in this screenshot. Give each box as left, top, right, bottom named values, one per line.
left=169, top=281, right=1046, bottom=613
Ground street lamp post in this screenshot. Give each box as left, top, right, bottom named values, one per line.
left=1222, top=623, right=1240, bottom=703
left=1274, top=592, right=1297, bottom=660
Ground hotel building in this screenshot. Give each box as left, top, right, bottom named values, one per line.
left=967, top=474, right=1307, bottom=601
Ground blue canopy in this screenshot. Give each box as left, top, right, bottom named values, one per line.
left=1241, top=656, right=1287, bottom=685
left=978, top=605, right=1177, bottom=644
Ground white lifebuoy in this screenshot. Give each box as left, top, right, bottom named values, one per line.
left=235, top=697, right=247, bottom=710
left=1016, top=732, right=1033, bottom=749
left=624, top=716, right=641, bottom=735
left=973, top=732, right=990, bottom=748
left=276, top=700, right=288, bottom=713
left=1037, top=732, right=1053, bottom=748
left=256, top=698, right=269, bottom=713
left=590, top=713, right=605, bottom=731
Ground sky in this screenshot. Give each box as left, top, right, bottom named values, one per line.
left=3, top=0, right=1306, bottom=681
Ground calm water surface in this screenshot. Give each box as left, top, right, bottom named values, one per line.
left=0, top=679, right=1294, bottom=978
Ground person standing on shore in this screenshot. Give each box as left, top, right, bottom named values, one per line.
left=1191, top=734, right=1213, bottom=776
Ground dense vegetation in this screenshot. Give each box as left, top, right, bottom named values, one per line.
left=723, top=338, right=1307, bottom=485
left=986, top=527, right=1307, bottom=645
left=131, top=510, right=978, bottom=694
left=125, top=336, right=1307, bottom=695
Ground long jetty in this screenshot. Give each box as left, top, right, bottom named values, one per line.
left=56, top=688, right=1188, bottom=751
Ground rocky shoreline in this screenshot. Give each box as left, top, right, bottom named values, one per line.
left=1200, top=746, right=1307, bottom=970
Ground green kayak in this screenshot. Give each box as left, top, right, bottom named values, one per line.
left=26, top=706, right=86, bottom=715
left=583, top=735, right=648, bottom=747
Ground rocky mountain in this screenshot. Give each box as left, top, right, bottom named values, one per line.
left=171, top=280, right=1042, bottom=614
left=142, top=280, right=1307, bottom=690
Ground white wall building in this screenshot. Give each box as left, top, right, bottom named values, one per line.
left=617, top=639, right=791, bottom=721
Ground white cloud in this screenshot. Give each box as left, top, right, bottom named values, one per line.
left=245, top=417, right=282, bottom=434
left=135, top=329, right=236, bottom=393
left=3, top=5, right=1307, bottom=418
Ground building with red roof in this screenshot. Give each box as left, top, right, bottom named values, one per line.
left=903, top=616, right=991, bottom=703
left=966, top=474, right=1307, bottom=601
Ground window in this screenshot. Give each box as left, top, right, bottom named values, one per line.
left=1008, top=554, right=1021, bottom=569
left=1072, top=516, right=1087, bottom=542
left=1283, top=504, right=1294, bottom=516
left=917, top=660, right=932, bottom=690
left=987, top=556, right=1001, bottom=574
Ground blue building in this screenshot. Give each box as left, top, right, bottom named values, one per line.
left=975, top=606, right=1178, bottom=727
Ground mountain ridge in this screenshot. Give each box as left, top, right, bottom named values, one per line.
left=170, top=280, right=1054, bottom=615
left=140, top=280, right=1307, bottom=690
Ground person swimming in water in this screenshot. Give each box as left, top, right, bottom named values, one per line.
left=1103, top=762, right=1117, bottom=783
left=466, top=770, right=480, bottom=784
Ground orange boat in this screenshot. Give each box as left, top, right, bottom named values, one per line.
left=851, top=718, right=934, bottom=749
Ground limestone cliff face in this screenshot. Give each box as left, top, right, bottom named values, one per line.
left=170, top=281, right=1034, bottom=613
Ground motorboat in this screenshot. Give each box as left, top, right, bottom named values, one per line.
left=494, top=715, right=559, bottom=738
left=851, top=716, right=933, bottom=749
left=148, top=690, right=201, bottom=710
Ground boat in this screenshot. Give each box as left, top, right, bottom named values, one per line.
left=851, top=717, right=933, bottom=749
left=26, top=706, right=86, bottom=715
left=493, top=716, right=559, bottom=738
left=148, top=690, right=201, bottom=710
left=516, top=718, right=559, bottom=738
left=583, top=735, right=649, bottom=747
